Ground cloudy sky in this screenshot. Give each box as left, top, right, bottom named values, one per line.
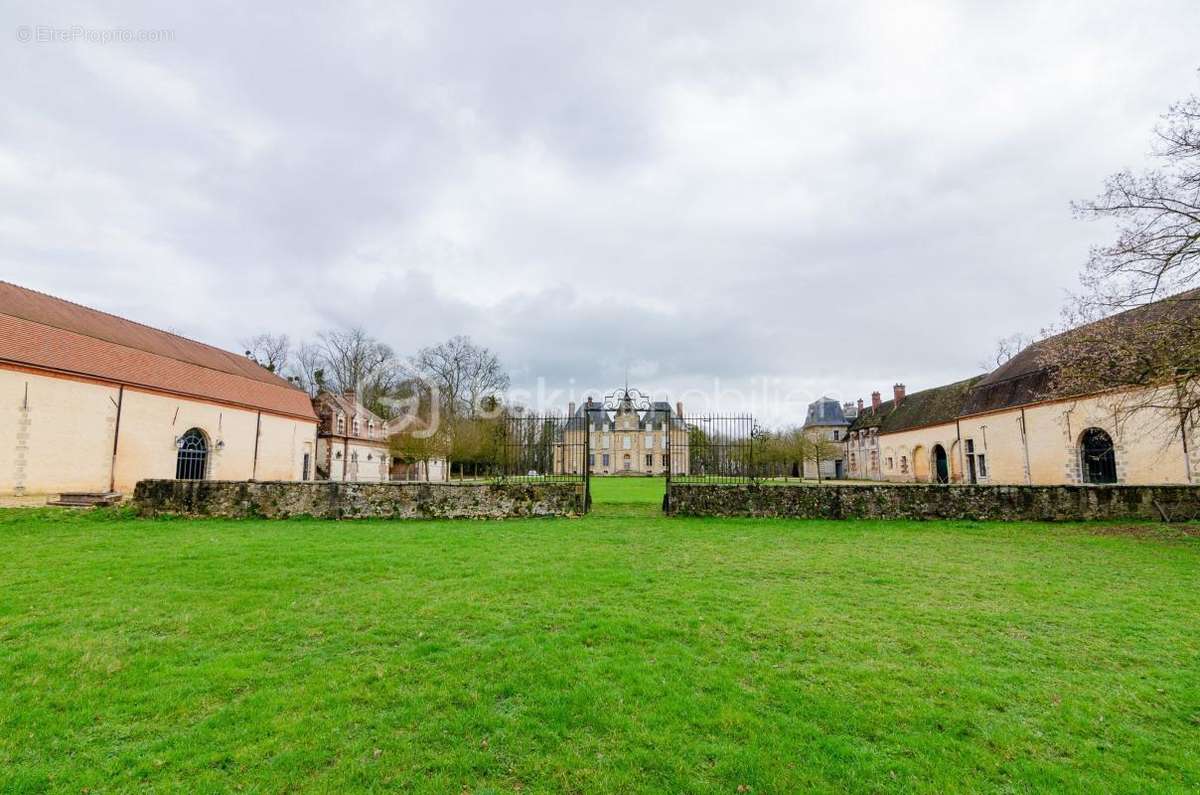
left=3, top=1, right=1198, bottom=423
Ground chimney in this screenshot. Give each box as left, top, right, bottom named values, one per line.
left=893, top=383, right=906, bottom=404
left=675, top=401, right=684, bottom=417
left=871, top=391, right=881, bottom=412
left=343, top=388, right=358, bottom=404
left=569, top=401, right=576, bottom=416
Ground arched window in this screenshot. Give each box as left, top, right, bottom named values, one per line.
left=336, top=415, right=345, bottom=434
left=176, top=428, right=208, bottom=480
left=1080, top=428, right=1117, bottom=484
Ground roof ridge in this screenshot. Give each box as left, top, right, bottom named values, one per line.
left=0, top=280, right=240, bottom=360
left=0, top=280, right=300, bottom=391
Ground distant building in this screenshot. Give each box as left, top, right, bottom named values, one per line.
left=844, top=288, right=1200, bottom=485
left=844, top=380, right=980, bottom=483
left=0, top=280, right=318, bottom=497
left=312, top=391, right=391, bottom=482
left=385, top=412, right=448, bottom=482
left=801, top=396, right=850, bottom=479
left=562, top=391, right=687, bottom=476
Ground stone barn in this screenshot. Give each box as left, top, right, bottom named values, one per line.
left=0, top=281, right=318, bottom=499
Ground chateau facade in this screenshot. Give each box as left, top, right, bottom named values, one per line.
left=563, top=393, right=688, bottom=476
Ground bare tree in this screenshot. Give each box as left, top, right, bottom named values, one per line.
left=408, top=335, right=510, bottom=419
left=799, top=429, right=842, bottom=483
left=1072, top=89, right=1200, bottom=310
left=318, top=328, right=400, bottom=415
left=291, top=341, right=327, bottom=397
left=241, top=333, right=291, bottom=374
left=389, top=423, right=448, bottom=482
left=982, top=332, right=1035, bottom=370
left=1041, top=80, right=1200, bottom=448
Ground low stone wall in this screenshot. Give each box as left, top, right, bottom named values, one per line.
left=133, top=480, right=585, bottom=520
left=667, top=483, right=1200, bottom=522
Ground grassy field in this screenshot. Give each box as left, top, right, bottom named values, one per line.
left=1, top=488, right=1198, bottom=792
left=589, top=475, right=666, bottom=505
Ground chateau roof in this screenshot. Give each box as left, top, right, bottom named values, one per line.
left=0, top=281, right=318, bottom=421
left=803, top=396, right=849, bottom=428
left=566, top=396, right=681, bottom=430
left=848, top=376, right=983, bottom=435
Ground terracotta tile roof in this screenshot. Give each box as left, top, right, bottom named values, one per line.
left=0, top=281, right=317, bottom=421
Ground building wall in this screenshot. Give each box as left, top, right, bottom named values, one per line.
left=317, top=436, right=391, bottom=482
left=1, top=367, right=119, bottom=495
left=1, top=365, right=316, bottom=496
left=589, top=428, right=671, bottom=474
left=854, top=388, right=1195, bottom=487
left=557, top=423, right=687, bottom=477
left=391, top=458, right=448, bottom=481
left=801, top=424, right=846, bottom=479
left=873, top=422, right=960, bottom=483
left=846, top=429, right=882, bottom=480
left=958, top=390, right=1193, bottom=486
left=255, top=412, right=316, bottom=482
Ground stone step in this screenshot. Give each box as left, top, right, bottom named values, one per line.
left=47, top=492, right=122, bottom=508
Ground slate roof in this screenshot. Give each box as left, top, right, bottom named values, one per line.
left=848, top=376, right=983, bottom=434
left=642, top=400, right=682, bottom=429
left=567, top=399, right=610, bottom=430
left=566, top=397, right=682, bottom=430
left=803, top=396, right=849, bottom=428
left=0, top=281, right=317, bottom=421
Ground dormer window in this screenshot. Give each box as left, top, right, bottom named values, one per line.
left=352, top=418, right=360, bottom=435
left=336, top=415, right=345, bottom=434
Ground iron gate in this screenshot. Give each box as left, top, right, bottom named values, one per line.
left=491, top=393, right=758, bottom=514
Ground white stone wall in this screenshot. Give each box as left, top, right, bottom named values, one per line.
left=1, top=365, right=317, bottom=496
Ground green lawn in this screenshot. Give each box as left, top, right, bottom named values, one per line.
left=589, top=475, right=666, bottom=505
left=1, top=503, right=1198, bottom=793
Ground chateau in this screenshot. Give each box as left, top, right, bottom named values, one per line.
left=564, top=393, right=687, bottom=476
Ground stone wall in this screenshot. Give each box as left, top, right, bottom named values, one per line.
left=133, top=480, right=585, bottom=520
left=667, top=483, right=1200, bottom=522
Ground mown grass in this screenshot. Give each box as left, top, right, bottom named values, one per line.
left=1, top=504, right=1198, bottom=793
left=589, top=476, right=665, bottom=506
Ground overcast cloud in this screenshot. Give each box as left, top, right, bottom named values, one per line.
left=3, top=1, right=1198, bottom=423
